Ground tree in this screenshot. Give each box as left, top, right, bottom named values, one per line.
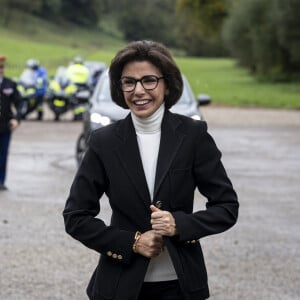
left=60, top=0, right=103, bottom=27
left=274, top=0, right=300, bottom=73
left=117, top=0, right=179, bottom=47
left=176, top=0, right=228, bottom=38
left=222, top=0, right=300, bottom=80
left=39, top=0, right=61, bottom=18
left=175, top=0, right=230, bottom=56
left=0, top=0, right=41, bottom=25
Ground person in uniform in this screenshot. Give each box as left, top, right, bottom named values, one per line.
left=0, top=55, right=21, bottom=190
left=66, top=55, right=90, bottom=120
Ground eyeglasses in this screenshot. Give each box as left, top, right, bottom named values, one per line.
left=120, top=75, right=164, bottom=92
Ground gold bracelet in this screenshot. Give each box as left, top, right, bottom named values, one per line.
left=132, top=231, right=141, bottom=253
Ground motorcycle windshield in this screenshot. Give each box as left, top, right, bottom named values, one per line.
left=54, top=67, right=69, bottom=86
left=19, top=69, right=37, bottom=87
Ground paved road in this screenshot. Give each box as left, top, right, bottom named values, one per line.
left=1, top=106, right=299, bottom=299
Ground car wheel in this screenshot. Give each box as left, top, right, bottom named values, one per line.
left=76, top=133, right=87, bottom=165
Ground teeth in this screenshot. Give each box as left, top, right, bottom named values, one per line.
left=134, top=100, right=150, bottom=105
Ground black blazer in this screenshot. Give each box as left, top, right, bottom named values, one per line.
left=0, top=77, right=21, bottom=133
left=63, top=110, right=239, bottom=300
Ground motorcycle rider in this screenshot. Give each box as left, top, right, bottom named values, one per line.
left=0, top=55, right=21, bottom=190
left=66, top=55, right=90, bottom=120
left=26, top=59, right=48, bottom=120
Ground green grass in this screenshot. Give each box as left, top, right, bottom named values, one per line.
left=177, top=57, right=300, bottom=109
left=0, top=10, right=124, bottom=76
left=1, top=11, right=299, bottom=109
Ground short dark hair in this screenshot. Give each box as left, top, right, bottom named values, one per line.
left=109, top=40, right=183, bottom=109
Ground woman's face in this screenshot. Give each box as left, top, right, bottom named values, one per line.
left=121, top=61, right=169, bottom=118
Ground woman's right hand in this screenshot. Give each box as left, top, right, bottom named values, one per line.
left=9, top=119, right=19, bottom=131
left=135, top=230, right=164, bottom=258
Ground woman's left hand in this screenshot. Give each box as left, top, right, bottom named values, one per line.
left=150, top=205, right=177, bottom=237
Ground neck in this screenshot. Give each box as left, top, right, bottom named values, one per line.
left=131, top=103, right=165, bottom=134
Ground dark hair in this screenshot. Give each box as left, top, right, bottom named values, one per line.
left=109, top=40, right=183, bottom=109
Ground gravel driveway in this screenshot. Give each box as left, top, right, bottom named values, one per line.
left=1, top=106, right=299, bottom=299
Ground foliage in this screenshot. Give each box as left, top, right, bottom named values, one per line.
left=0, top=0, right=41, bottom=25
left=38, top=0, right=61, bottom=18
left=176, top=0, right=228, bottom=37
left=175, top=0, right=230, bottom=55
left=117, top=0, right=178, bottom=47
left=60, top=0, right=103, bottom=27
left=222, top=0, right=300, bottom=81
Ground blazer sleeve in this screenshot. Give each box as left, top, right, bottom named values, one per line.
left=63, top=144, right=136, bottom=265
left=172, top=121, right=239, bottom=242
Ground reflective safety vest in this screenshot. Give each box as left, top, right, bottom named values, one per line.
left=66, top=64, right=89, bottom=85
left=17, top=84, right=36, bottom=98
left=49, top=80, right=77, bottom=96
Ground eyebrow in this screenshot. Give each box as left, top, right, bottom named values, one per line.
left=121, top=74, right=162, bottom=79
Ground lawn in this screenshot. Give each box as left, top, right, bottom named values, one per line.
left=177, top=57, right=300, bottom=109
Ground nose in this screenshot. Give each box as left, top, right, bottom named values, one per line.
left=134, top=81, right=145, bottom=94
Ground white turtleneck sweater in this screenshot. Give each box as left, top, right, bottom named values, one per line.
left=131, top=103, right=177, bottom=282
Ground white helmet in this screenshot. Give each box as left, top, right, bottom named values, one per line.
left=26, top=59, right=39, bottom=69
left=73, top=55, right=84, bottom=64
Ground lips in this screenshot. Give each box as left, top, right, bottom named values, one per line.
left=133, top=100, right=151, bottom=106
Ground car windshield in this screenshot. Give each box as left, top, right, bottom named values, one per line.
left=178, top=77, right=194, bottom=105
left=95, top=73, right=195, bottom=106
left=96, top=75, right=112, bottom=103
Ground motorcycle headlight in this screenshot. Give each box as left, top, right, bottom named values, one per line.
left=90, top=113, right=111, bottom=126
left=191, top=114, right=201, bottom=121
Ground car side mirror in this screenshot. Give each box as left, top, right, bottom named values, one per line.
left=197, top=94, right=211, bottom=107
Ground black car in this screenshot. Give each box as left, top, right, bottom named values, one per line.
left=76, top=70, right=211, bottom=164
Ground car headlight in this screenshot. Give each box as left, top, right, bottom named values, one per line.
left=90, top=113, right=111, bottom=126
left=191, top=114, right=201, bottom=121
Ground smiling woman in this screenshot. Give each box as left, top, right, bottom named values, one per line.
left=120, top=61, right=167, bottom=119
left=63, top=40, right=239, bottom=300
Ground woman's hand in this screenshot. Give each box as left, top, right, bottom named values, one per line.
left=150, top=205, right=177, bottom=237
left=9, top=119, right=19, bottom=131
left=135, top=230, right=164, bottom=258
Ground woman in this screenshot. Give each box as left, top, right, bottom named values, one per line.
left=63, top=40, right=239, bottom=300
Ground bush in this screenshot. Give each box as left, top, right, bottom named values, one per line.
left=222, top=0, right=300, bottom=81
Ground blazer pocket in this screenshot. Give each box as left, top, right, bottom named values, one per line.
left=170, top=168, right=195, bottom=209
left=90, top=256, right=123, bottom=299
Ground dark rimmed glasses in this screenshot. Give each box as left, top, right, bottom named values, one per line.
left=120, top=75, right=164, bottom=92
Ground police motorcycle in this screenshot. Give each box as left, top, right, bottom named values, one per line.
left=17, top=68, right=39, bottom=120
left=47, top=67, right=77, bottom=121
left=71, top=84, right=91, bottom=121
left=47, top=66, right=91, bottom=121
left=65, top=56, right=92, bottom=121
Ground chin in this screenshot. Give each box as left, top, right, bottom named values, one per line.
left=132, top=108, right=154, bottom=118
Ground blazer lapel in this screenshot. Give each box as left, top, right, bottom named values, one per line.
left=154, top=111, right=186, bottom=199
left=114, top=114, right=151, bottom=208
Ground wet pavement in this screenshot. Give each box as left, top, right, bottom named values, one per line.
left=1, top=106, right=300, bottom=299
